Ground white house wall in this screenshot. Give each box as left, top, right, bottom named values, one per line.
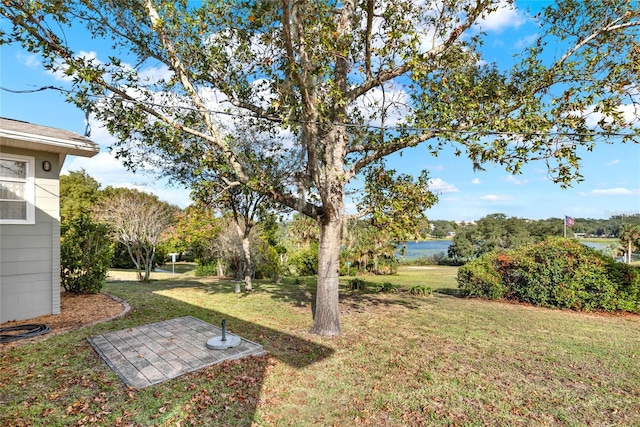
left=0, top=147, right=61, bottom=323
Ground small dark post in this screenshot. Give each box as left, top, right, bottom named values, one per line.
left=221, top=319, right=227, bottom=342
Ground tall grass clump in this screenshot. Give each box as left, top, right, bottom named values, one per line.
left=457, top=237, right=640, bottom=312
left=409, top=284, right=432, bottom=296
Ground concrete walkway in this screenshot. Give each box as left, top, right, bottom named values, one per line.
left=88, top=316, right=266, bottom=389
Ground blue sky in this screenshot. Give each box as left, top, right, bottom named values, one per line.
left=1, top=1, right=638, bottom=221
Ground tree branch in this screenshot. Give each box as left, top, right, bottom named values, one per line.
left=142, top=0, right=252, bottom=184
left=554, top=16, right=639, bottom=70
left=346, top=130, right=437, bottom=180
left=345, top=0, right=492, bottom=104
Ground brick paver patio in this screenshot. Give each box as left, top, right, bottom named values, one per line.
left=88, top=316, right=266, bottom=389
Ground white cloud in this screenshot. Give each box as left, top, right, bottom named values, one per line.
left=514, top=33, right=539, bottom=50
left=481, top=194, right=514, bottom=201
left=580, top=103, right=640, bottom=128
left=17, top=52, right=41, bottom=69
left=355, top=84, right=411, bottom=128
left=138, top=63, right=173, bottom=84
left=606, top=159, right=621, bottom=166
left=505, top=175, right=528, bottom=185
left=428, top=178, right=459, bottom=193
left=472, top=177, right=481, bottom=185
left=474, top=1, right=528, bottom=32
left=61, top=118, right=193, bottom=208
left=579, top=188, right=640, bottom=197
left=62, top=151, right=192, bottom=208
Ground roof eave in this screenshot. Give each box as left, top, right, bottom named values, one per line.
left=0, top=129, right=100, bottom=158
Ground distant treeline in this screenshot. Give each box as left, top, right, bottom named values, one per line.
left=424, top=214, right=640, bottom=240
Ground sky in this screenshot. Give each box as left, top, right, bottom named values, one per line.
left=1, top=1, right=638, bottom=222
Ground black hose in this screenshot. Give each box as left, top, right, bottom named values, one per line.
left=0, top=324, right=51, bottom=343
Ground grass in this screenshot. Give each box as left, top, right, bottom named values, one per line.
left=2, top=266, right=639, bottom=426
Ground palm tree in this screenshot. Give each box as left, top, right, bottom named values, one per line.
left=619, top=225, right=640, bottom=263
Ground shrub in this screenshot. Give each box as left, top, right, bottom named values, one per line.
left=110, top=241, right=167, bottom=269
left=195, top=263, right=218, bottom=277
left=60, top=215, right=112, bottom=293
left=289, top=243, right=319, bottom=276
left=349, top=278, right=366, bottom=290
left=372, top=258, right=398, bottom=275
left=457, top=252, right=504, bottom=299
left=457, top=237, right=640, bottom=312
left=409, top=284, right=432, bottom=296
left=254, top=243, right=282, bottom=281
left=376, top=281, right=398, bottom=293
left=339, top=265, right=356, bottom=276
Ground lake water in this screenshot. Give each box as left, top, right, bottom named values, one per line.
left=397, top=240, right=452, bottom=261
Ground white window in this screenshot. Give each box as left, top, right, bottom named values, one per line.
left=0, top=154, right=35, bottom=224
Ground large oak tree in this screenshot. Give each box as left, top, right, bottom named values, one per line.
left=2, top=0, right=638, bottom=335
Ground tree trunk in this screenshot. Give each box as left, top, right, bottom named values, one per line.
left=141, top=245, right=154, bottom=282
left=310, top=216, right=342, bottom=336
left=233, top=220, right=253, bottom=291
left=216, top=259, right=224, bottom=276
left=129, top=244, right=144, bottom=282
left=242, top=234, right=252, bottom=291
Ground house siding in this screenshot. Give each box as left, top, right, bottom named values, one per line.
left=0, top=147, right=60, bottom=322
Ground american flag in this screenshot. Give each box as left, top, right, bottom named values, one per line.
left=564, top=216, right=575, bottom=227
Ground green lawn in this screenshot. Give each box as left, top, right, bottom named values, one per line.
left=2, top=266, right=639, bottom=426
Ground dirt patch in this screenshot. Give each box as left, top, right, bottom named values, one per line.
left=0, top=292, right=128, bottom=348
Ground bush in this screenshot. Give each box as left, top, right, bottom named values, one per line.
left=289, top=243, right=318, bottom=276
left=457, top=252, right=504, bottom=299
left=195, top=263, right=219, bottom=277
left=457, top=237, right=640, bottom=312
left=375, top=281, right=398, bottom=293
left=372, top=258, right=398, bottom=275
left=409, top=284, right=432, bottom=296
left=110, top=241, right=167, bottom=269
left=349, top=278, right=366, bottom=290
left=60, top=215, right=112, bottom=293
left=254, top=243, right=282, bottom=281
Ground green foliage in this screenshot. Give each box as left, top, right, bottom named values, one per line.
left=110, top=241, right=167, bottom=269
left=449, top=214, right=535, bottom=261
left=60, top=215, right=112, bottom=293
left=164, top=207, right=221, bottom=264
left=286, top=215, right=319, bottom=250
left=360, top=168, right=438, bottom=242
left=254, top=242, right=282, bottom=281
left=619, top=225, right=640, bottom=263
left=409, top=284, right=433, bottom=296
left=339, top=263, right=356, bottom=276
left=194, top=263, right=219, bottom=277
left=341, top=220, right=399, bottom=275
left=426, top=220, right=458, bottom=239
left=59, top=169, right=102, bottom=223
left=349, top=278, right=366, bottom=291
left=375, top=281, right=398, bottom=293
left=288, top=243, right=319, bottom=276
left=5, top=0, right=639, bottom=335
left=457, top=252, right=504, bottom=299
left=458, top=237, right=640, bottom=312
left=110, top=241, right=133, bottom=269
